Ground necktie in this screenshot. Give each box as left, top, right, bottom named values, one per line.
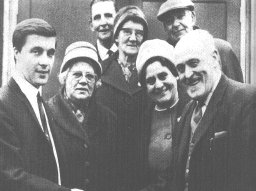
left=37, top=93, right=50, bottom=142
left=107, top=49, right=114, bottom=57
left=191, top=101, right=203, bottom=135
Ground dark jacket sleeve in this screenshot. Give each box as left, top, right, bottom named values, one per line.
left=214, top=38, right=244, bottom=82
left=0, top=104, right=70, bottom=191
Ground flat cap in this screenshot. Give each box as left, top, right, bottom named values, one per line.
left=157, top=0, right=194, bottom=21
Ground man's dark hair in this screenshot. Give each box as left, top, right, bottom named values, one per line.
left=140, top=56, right=178, bottom=88
left=12, top=18, right=56, bottom=52
left=89, top=0, right=117, bottom=20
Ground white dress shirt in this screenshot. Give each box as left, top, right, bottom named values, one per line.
left=97, top=40, right=117, bottom=61
left=13, top=71, right=62, bottom=185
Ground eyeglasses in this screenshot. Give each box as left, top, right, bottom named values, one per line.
left=120, top=28, right=144, bottom=40
left=70, top=71, right=97, bottom=83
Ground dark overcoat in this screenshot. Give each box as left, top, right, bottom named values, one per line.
left=47, top=91, right=118, bottom=191
left=171, top=75, right=256, bottom=191
left=0, top=78, right=69, bottom=191
left=95, top=52, right=150, bottom=191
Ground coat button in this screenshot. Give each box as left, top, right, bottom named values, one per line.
left=84, top=161, right=90, bottom=167
left=84, top=179, right=90, bottom=185
left=84, top=143, right=88, bottom=149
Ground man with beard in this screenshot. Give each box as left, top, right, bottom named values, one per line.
left=171, top=29, right=256, bottom=191
left=89, top=0, right=118, bottom=63
left=157, top=0, right=243, bottom=82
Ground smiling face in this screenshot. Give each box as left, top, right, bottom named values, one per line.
left=145, top=61, right=178, bottom=108
left=65, top=61, right=97, bottom=103
left=175, top=41, right=219, bottom=102
left=163, top=8, right=195, bottom=44
left=90, top=1, right=116, bottom=43
left=14, top=34, right=56, bottom=88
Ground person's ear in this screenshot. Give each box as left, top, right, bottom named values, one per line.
left=89, top=19, right=95, bottom=32
left=191, top=11, right=196, bottom=26
left=212, top=50, right=221, bottom=69
left=13, top=47, right=20, bottom=60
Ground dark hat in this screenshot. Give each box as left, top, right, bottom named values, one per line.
left=113, top=5, right=148, bottom=41
left=157, top=0, right=194, bottom=22
left=60, top=41, right=102, bottom=77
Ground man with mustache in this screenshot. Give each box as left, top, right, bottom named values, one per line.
left=171, top=29, right=256, bottom=191
left=89, top=0, right=118, bottom=63
left=0, top=18, right=82, bottom=190
left=157, top=0, right=243, bottom=82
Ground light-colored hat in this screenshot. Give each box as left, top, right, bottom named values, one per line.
left=136, top=39, right=177, bottom=83
left=113, top=5, right=148, bottom=41
left=60, top=41, right=102, bottom=77
left=157, top=0, right=194, bottom=21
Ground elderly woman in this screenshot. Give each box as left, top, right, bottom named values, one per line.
left=136, top=39, right=185, bottom=191
left=47, top=41, right=117, bottom=191
left=95, top=5, right=149, bottom=191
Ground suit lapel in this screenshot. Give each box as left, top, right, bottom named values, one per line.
left=176, top=101, right=196, bottom=162
left=8, top=78, right=51, bottom=143
left=191, top=75, right=228, bottom=149
left=9, top=79, right=42, bottom=129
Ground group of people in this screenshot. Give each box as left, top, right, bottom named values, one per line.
left=0, top=0, right=255, bottom=191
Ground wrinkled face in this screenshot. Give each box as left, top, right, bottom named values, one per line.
left=65, top=61, right=97, bottom=102
left=175, top=45, right=218, bottom=102
left=14, top=34, right=56, bottom=88
left=145, top=61, right=178, bottom=108
left=116, top=20, right=144, bottom=56
left=90, top=1, right=116, bottom=42
left=163, top=9, right=195, bottom=44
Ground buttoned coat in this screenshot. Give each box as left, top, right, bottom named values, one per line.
left=95, top=52, right=150, bottom=191
left=171, top=75, right=256, bottom=191
left=47, top=90, right=118, bottom=191
left=0, top=78, right=69, bottom=191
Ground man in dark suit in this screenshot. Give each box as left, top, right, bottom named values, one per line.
left=171, top=29, right=256, bottom=191
left=0, top=18, right=82, bottom=191
left=157, top=0, right=244, bottom=82
left=89, top=0, right=117, bottom=63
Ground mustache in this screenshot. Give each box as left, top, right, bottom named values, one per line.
left=95, top=25, right=113, bottom=32
left=184, top=75, right=201, bottom=86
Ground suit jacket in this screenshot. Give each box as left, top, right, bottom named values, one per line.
left=47, top=91, right=118, bottom=191
left=0, top=78, right=69, bottom=191
left=95, top=52, right=150, bottom=191
left=171, top=75, right=256, bottom=191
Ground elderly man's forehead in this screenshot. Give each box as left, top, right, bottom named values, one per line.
left=174, top=41, right=212, bottom=65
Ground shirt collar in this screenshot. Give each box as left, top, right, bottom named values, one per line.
left=154, top=98, right=179, bottom=112
left=13, top=70, right=41, bottom=98
left=97, top=40, right=117, bottom=60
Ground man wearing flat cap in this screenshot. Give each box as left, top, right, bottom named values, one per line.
left=157, top=0, right=243, bottom=82
left=47, top=41, right=118, bottom=191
